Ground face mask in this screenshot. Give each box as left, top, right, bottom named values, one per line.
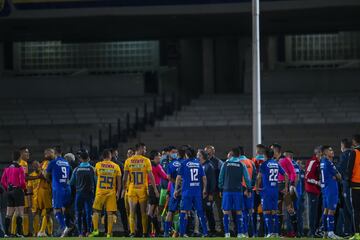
left=160, top=155, right=167, bottom=161
left=170, top=153, right=178, bottom=159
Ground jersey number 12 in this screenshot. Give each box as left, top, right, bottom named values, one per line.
left=190, top=168, right=198, bottom=181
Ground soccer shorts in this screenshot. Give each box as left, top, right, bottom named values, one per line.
left=37, top=188, right=52, bottom=210
left=7, top=188, right=25, bottom=207
left=52, top=187, right=71, bottom=209
left=222, top=191, right=243, bottom=211
left=243, top=191, right=254, bottom=210
left=323, top=190, right=338, bottom=211
left=159, top=188, right=168, bottom=207
left=261, top=190, right=279, bottom=211
left=168, top=196, right=181, bottom=212
left=127, top=187, right=148, bottom=204
left=93, top=192, right=117, bottom=212
left=180, top=195, right=203, bottom=211
left=148, top=185, right=160, bottom=205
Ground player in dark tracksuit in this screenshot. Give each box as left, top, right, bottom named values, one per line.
left=218, top=147, right=252, bottom=238
left=70, top=150, right=96, bottom=237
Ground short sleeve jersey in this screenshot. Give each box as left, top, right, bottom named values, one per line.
left=46, top=157, right=71, bottom=190
left=95, top=160, right=121, bottom=195
left=260, top=159, right=285, bottom=191
left=178, top=158, right=205, bottom=197
left=320, top=157, right=338, bottom=193
left=167, top=158, right=181, bottom=195
left=124, top=155, right=152, bottom=190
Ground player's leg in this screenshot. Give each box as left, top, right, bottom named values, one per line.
left=326, top=193, right=340, bottom=239
left=194, top=196, right=208, bottom=236
left=164, top=195, right=179, bottom=237
left=84, top=194, right=94, bottom=236
left=234, top=192, right=244, bottom=237
left=89, top=194, right=106, bottom=237
left=22, top=197, right=30, bottom=237
left=139, top=196, right=149, bottom=236
left=222, top=192, right=232, bottom=237
left=5, top=206, right=15, bottom=237
left=128, top=196, right=138, bottom=237
left=75, top=193, right=84, bottom=237
left=179, top=196, right=193, bottom=237
left=14, top=205, right=24, bottom=236
left=285, top=192, right=297, bottom=235
left=105, top=193, right=118, bottom=237
left=32, top=209, right=40, bottom=236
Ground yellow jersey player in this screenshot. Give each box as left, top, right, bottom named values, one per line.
left=37, top=148, right=54, bottom=237
left=27, top=161, right=41, bottom=236
left=122, top=143, right=159, bottom=237
left=90, top=149, right=121, bottom=238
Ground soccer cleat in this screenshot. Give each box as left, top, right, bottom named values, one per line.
left=327, top=232, right=342, bottom=239
left=225, top=233, right=231, bottom=238
left=323, top=232, right=328, bottom=239
left=129, top=233, right=136, bottom=238
left=60, top=227, right=72, bottom=238
left=15, top=233, right=24, bottom=238
left=88, top=230, right=100, bottom=237
left=37, top=232, right=48, bottom=237
left=265, top=233, right=273, bottom=238
left=237, top=233, right=247, bottom=238
left=106, top=234, right=111, bottom=238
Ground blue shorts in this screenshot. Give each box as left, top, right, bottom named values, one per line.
left=180, top=195, right=203, bottom=211
left=222, top=192, right=243, bottom=211
left=261, top=190, right=278, bottom=211
left=52, top=187, right=71, bottom=209
left=168, top=196, right=181, bottom=212
left=243, top=192, right=254, bottom=210
left=323, top=191, right=338, bottom=211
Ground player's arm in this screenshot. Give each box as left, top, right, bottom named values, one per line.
left=255, top=172, right=262, bottom=194
left=218, top=163, right=225, bottom=191
left=116, top=175, right=122, bottom=199
left=202, top=175, right=207, bottom=199
left=174, top=175, right=182, bottom=198
left=26, top=174, right=40, bottom=181
left=148, top=170, right=159, bottom=198
left=69, top=168, right=77, bottom=186
left=121, top=170, right=129, bottom=198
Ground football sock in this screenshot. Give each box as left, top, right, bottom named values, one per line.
left=11, top=214, right=17, bottom=235
left=236, top=214, right=244, bottom=235
left=243, top=210, right=249, bottom=234
left=223, top=214, right=230, bottom=234
left=33, top=214, right=40, bottom=235
left=248, top=212, right=254, bottom=236
left=164, top=221, right=171, bottom=236
left=141, top=213, right=148, bottom=234
left=47, top=217, right=53, bottom=235
left=327, top=215, right=334, bottom=232
left=40, top=215, right=48, bottom=233
left=107, top=214, right=114, bottom=235
left=152, top=216, right=160, bottom=234
left=198, top=211, right=208, bottom=236
left=16, top=216, right=23, bottom=235
left=264, top=213, right=272, bottom=234
left=23, top=214, right=29, bottom=236
left=55, top=212, right=65, bottom=229
left=322, top=214, right=328, bottom=232
left=273, top=214, right=279, bottom=234
left=290, top=213, right=298, bottom=233
left=76, top=212, right=82, bottom=235
left=128, top=212, right=135, bottom=234
left=92, top=212, right=99, bottom=231
left=5, top=216, right=11, bottom=235
left=179, top=212, right=187, bottom=236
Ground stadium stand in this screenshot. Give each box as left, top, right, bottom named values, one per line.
left=124, top=93, right=360, bottom=158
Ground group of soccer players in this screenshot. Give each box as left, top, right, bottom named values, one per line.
left=0, top=140, right=352, bottom=239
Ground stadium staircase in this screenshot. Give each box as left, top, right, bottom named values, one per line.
left=124, top=93, right=360, bottom=158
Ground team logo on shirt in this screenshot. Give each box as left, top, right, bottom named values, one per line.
left=186, top=162, right=200, bottom=168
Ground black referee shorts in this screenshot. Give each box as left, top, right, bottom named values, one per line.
left=7, top=188, right=25, bottom=207
left=148, top=185, right=160, bottom=205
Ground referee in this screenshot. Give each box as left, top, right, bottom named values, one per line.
left=0, top=151, right=26, bottom=237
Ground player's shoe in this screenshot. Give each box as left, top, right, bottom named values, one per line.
left=37, top=232, right=47, bottom=237
left=327, top=232, right=342, bottom=239
left=323, top=232, right=328, bottom=239
left=225, top=233, right=231, bottom=238
left=265, top=233, right=273, bottom=238
left=350, top=233, right=360, bottom=240
left=237, top=233, right=247, bottom=238
left=15, top=233, right=24, bottom=238
left=129, top=233, right=136, bottom=238
left=88, top=230, right=100, bottom=237
left=106, top=234, right=111, bottom=238
left=60, top=227, right=72, bottom=238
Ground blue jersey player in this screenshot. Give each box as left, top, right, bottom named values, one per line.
left=219, top=147, right=252, bottom=238
left=163, top=146, right=181, bottom=237
left=256, top=147, right=288, bottom=238
left=174, top=147, right=208, bottom=237
left=46, top=147, right=72, bottom=237
left=320, top=146, right=341, bottom=239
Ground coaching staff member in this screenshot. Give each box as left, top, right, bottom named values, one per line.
left=348, top=134, right=360, bottom=239
left=1, top=151, right=26, bottom=237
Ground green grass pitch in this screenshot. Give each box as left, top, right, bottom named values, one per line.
left=3, top=238, right=317, bottom=240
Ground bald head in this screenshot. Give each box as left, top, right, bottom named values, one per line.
left=204, top=145, right=215, bottom=158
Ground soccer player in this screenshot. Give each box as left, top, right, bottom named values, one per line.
left=218, top=147, right=252, bottom=238
left=122, top=143, right=159, bottom=237
left=148, top=150, right=168, bottom=236
left=164, top=146, right=181, bottom=237
left=270, top=143, right=297, bottom=236
left=70, top=149, right=96, bottom=237
left=320, top=145, right=342, bottom=239
left=27, top=161, right=41, bottom=236
left=1, top=151, right=26, bottom=237
left=37, top=148, right=55, bottom=237
left=238, top=146, right=257, bottom=237
left=46, top=146, right=72, bottom=237
left=255, top=147, right=288, bottom=238
left=90, top=149, right=121, bottom=238
left=174, top=146, right=208, bottom=237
